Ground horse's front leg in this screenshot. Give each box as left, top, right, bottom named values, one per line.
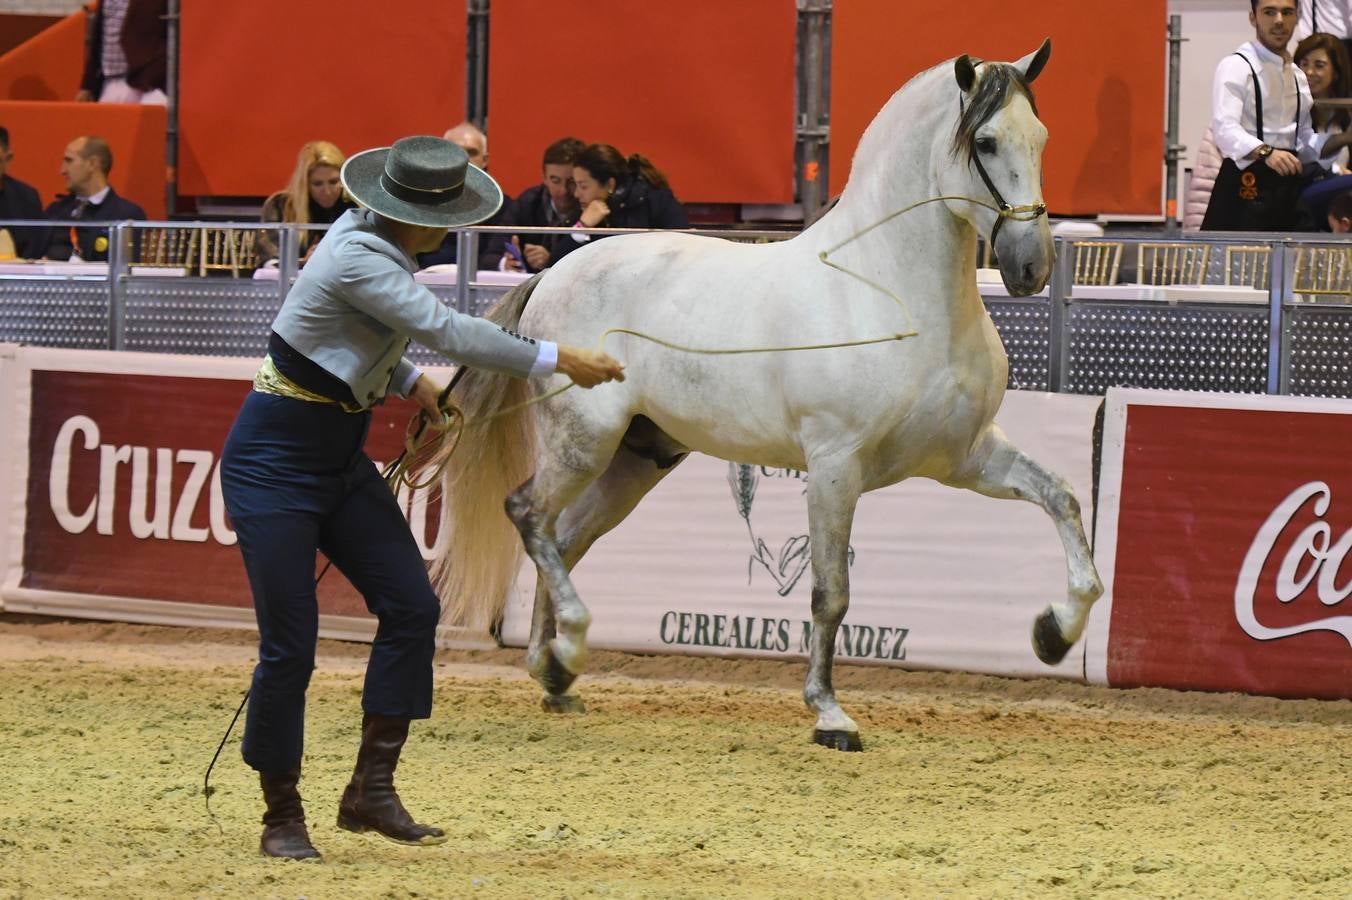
left=948, top=424, right=1104, bottom=664
left=803, top=454, right=864, bottom=751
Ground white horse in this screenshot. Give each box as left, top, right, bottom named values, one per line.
left=433, top=40, right=1103, bottom=751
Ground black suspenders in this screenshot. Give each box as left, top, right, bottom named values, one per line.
left=1233, top=52, right=1301, bottom=148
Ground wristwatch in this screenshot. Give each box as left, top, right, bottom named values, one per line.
left=1256, top=144, right=1274, bottom=159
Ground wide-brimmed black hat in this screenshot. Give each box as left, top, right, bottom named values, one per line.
left=340, top=135, right=503, bottom=228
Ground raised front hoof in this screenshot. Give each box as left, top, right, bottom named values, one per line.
left=537, top=647, right=580, bottom=696
left=1032, top=609, right=1073, bottom=665
left=813, top=729, right=864, bottom=752
left=541, top=693, right=586, bottom=715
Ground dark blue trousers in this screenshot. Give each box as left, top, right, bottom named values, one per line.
left=220, top=391, right=440, bottom=774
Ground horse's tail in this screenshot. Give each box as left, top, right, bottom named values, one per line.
left=431, top=272, right=546, bottom=630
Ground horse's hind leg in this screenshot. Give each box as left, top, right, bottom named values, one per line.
left=511, top=418, right=688, bottom=712
left=802, top=453, right=865, bottom=751
left=948, top=424, right=1104, bottom=664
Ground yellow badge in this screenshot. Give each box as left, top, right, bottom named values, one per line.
left=1239, top=170, right=1258, bottom=202
left=94, top=236, right=109, bottom=253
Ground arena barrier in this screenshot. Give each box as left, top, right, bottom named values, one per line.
left=1087, top=388, right=1352, bottom=701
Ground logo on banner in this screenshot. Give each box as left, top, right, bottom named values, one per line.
left=1235, top=481, right=1352, bottom=649
left=727, top=463, right=854, bottom=596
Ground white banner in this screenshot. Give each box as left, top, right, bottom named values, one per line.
left=502, top=390, right=1102, bottom=680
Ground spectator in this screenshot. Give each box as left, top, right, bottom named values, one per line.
left=1296, top=1, right=1352, bottom=61
left=570, top=143, right=688, bottom=246
left=1327, top=186, right=1352, bottom=229
left=0, top=126, right=45, bottom=259
left=1296, top=32, right=1352, bottom=171
left=1183, top=126, right=1225, bottom=231
left=505, top=136, right=586, bottom=272
left=42, top=135, right=146, bottom=261
left=76, top=0, right=168, bottom=105
left=255, top=141, right=356, bottom=266
left=416, top=122, right=512, bottom=270
left=1202, top=1, right=1352, bottom=231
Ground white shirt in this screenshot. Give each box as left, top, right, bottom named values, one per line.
left=1211, top=41, right=1328, bottom=169
left=1296, top=1, right=1352, bottom=41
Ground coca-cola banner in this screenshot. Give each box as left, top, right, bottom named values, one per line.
left=1088, top=389, right=1352, bottom=700
left=2, top=348, right=453, bottom=641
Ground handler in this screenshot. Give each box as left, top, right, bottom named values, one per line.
left=219, top=135, right=624, bottom=860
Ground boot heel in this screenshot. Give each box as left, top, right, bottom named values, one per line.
left=336, top=808, right=368, bottom=834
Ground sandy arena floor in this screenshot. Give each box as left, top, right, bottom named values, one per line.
left=0, top=614, right=1348, bottom=899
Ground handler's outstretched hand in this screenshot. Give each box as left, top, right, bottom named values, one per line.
left=557, top=346, right=626, bottom=388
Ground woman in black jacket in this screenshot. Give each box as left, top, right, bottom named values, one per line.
left=570, top=144, right=688, bottom=242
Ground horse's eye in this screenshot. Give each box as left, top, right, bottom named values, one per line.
left=975, top=137, right=998, bottom=155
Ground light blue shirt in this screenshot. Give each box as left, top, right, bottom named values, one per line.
left=272, top=209, right=556, bottom=409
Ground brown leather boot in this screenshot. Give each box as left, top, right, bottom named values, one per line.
left=337, top=714, right=446, bottom=846
left=259, top=769, right=321, bottom=860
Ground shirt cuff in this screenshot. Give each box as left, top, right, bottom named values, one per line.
left=529, top=340, right=558, bottom=377
left=570, top=224, right=591, bottom=244
left=397, top=363, right=422, bottom=397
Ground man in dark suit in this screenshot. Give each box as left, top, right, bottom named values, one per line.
left=43, top=135, right=146, bottom=261
left=0, top=126, right=45, bottom=259
left=76, top=0, right=168, bottom=104
left=506, top=136, right=587, bottom=273
left=416, top=122, right=514, bottom=271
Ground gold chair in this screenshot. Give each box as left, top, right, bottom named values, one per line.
left=136, top=227, right=197, bottom=270
left=197, top=228, right=259, bottom=277
left=1293, top=246, right=1352, bottom=297
left=1224, top=245, right=1270, bottom=288
left=1136, top=242, right=1211, bottom=285
left=1071, top=241, right=1123, bottom=285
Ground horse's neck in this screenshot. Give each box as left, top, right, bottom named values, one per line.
left=803, top=70, right=979, bottom=310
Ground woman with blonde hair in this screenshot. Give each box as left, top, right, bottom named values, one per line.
left=256, top=140, right=356, bottom=264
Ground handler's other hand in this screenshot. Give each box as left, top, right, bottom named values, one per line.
left=557, top=346, right=626, bottom=388
left=410, top=373, right=447, bottom=421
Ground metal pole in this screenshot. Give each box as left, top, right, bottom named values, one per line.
left=796, top=0, right=831, bottom=225
left=106, top=222, right=130, bottom=350
left=1164, top=15, right=1186, bottom=232
left=466, top=0, right=490, bottom=129
left=454, top=230, right=477, bottom=314
left=1047, top=236, right=1073, bottom=392
left=165, top=0, right=180, bottom=217
left=1266, top=240, right=1289, bottom=394
left=278, top=226, right=299, bottom=304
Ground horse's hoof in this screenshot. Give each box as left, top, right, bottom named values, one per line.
left=538, top=646, right=580, bottom=695
left=813, top=729, right=863, bottom=752
left=541, top=694, right=586, bottom=715
left=1032, top=609, right=1072, bottom=665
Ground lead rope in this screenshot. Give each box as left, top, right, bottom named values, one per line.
left=388, top=192, right=1046, bottom=493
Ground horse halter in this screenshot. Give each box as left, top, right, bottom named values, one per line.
left=960, top=97, right=1048, bottom=245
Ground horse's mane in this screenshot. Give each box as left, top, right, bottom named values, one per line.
left=951, top=63, right=1039, bottom=162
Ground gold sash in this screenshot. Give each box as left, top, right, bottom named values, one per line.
left=252, top=355, right=365, bottom=413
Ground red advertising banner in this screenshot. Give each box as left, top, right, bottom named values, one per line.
left=1092, top=391, right=1352, bottom=700
left=17, top=362, right=443, bottom=623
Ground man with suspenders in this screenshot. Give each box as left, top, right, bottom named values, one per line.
left=1203, top=0, right=1352, bottom=230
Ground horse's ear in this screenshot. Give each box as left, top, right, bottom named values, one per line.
left=955, top=55, right=977, bottom=93
left=1015, top=38, right=1052, bottom=83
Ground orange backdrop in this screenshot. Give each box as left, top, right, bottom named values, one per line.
left=830, top=0, right=1166, bottom=215
left=0, top=101, right=166, bottom=218
left=486, top=0, right=797, bottom=204
left=177, top=0, right=466, bottom=197
left=0, top=9, right=84, bottom=102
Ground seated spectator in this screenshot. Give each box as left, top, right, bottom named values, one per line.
left=505, top=136, right=586, bottom=273
left=0, top=126, right=44, bottom=259
left=42, top=135, right=145, bottom=261
left=1327, top=187, right=1352, bottom=230
left=1183, top=126, right=1225, bottom=231
left=255, top=141, right=355, bottom=266
left=570, top=143, right=688, bottom=245
left=1296, top=32, right=1352, bottom=171
left=416, top=122, right=513, bottom=270
left=77, top=0, right=168, bottom=105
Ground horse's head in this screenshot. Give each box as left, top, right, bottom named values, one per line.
left=940, top=40, right=1053, bottom=297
